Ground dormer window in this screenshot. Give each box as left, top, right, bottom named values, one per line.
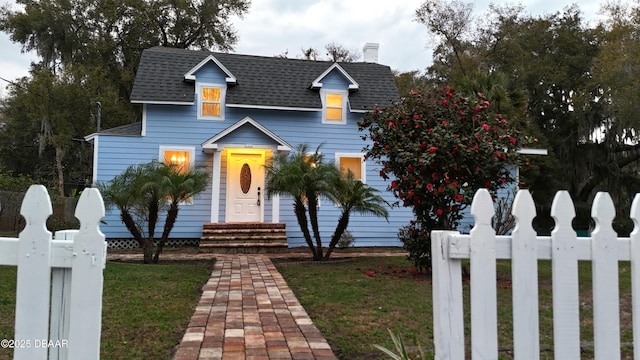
left=321, top=89, right=348, bottom=124
left=198, top=83, right=226, bottom=120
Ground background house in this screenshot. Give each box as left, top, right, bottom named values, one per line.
left=87, top=45, right=413, bottom=249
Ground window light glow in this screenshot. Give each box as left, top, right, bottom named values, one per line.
left=164, top=150, right=190, bottom=174
left=202, top=87, right=221, bottom=116
left=326, top=93, right=343, bottom=121
left=340, top=157, right=362, bottom=180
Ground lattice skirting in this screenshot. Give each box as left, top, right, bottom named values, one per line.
left=106, top=238, right=199, bottom=249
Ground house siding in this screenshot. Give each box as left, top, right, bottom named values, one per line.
left=95, top=60, right=412, bottom=247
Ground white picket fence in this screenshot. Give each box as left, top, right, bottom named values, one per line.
left=432, top=188, right=640, bottom=360
left=0, top=185, right=106, bottom=360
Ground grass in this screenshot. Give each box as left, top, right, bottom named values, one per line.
left=0, top=259, right=213, bottom=360
left=275, top=256, right=634, bottom=359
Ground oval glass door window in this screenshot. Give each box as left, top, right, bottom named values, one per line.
left=240, top=163, right=252, bottom=194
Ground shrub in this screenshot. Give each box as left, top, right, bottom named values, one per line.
left=336, top=229, right=355, bottom=248
left=398, top=221, right=431, bottom=273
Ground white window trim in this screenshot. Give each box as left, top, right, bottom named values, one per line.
left=320, top=89, right=348, bottom=125
left=159, top=145, right=197, bottom=205
left=335, top=153, right=366, bottom=183
left=197, top=83, right=226, bottom=120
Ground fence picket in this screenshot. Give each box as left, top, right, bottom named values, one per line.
left=0, top=185, right=106, bottom=360
left=67, top=188, right=106, bottom=360
left=14, top=185, right=53, bottom=360
left=510, top=190, right=539, bottom=360
left=630, top=194, right=640, bottom=360
left=550, top=190, right=581, bottom=359
left=431, top=231, right=465, bottom=360
left=590, top=192, right=620, bottom=358
left=433, top=188, right=640, bottom=359
left=469, top=189, right=498, bottom=359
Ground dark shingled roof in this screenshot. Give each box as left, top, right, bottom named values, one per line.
left=99, top=122, right=142, bottom=136
left=130, top=47, right=399, bottom=111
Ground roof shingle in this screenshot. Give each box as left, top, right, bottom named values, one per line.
left=130, top=47, right=399, bottom=111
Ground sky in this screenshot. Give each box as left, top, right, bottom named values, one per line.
left=0, top=0, right=606, bottom=95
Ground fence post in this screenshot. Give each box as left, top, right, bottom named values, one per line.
left=590, top=192, right=620, bottom=358
left=14, top=185, right=53, bottom=360
left=431, top=230, right=464, bottom=360
left=629, top=194, right=640, bottom=360
left=510, top=190, right=539, bottom=359
left=550, top=191, right=581, bottom=359
left=469, top=189, right=498, bottom=359
left=67, top=188, right=106, bottom=359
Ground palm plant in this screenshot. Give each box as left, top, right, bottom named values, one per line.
left=264, top=144, right=338, bottom=260
left=100, top=160, right=207, bottom=263
left=153, top=163, right=208, bottom=263
left=324, top=170, right=389, bottom=259
left=265, top=144, right=390, bottom=260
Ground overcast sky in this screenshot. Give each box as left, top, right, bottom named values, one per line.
left=0, top=0, right=606, bottom=95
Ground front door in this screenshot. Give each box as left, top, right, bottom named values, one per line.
left=225, top=150, right=265, bottom=222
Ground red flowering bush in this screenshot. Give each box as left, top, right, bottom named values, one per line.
left=359, top=86, right=523, bottom=270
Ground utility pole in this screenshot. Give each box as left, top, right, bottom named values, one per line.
left=95, top=102, right=101, bottom=132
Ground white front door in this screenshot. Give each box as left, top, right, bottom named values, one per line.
left=225, top=150, right=265, bottom=222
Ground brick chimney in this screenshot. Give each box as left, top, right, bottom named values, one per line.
left=363, top=43, right=379, bottom=63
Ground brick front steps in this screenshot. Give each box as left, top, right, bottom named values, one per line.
left=199, top=223, right=288, bottom=254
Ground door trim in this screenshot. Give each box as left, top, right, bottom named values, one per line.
left=224, top=148, right=266, bottom=223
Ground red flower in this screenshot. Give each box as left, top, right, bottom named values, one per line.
left=451, top=181, right=457, bottom=188
left=482, top=123, right=489, bottom=131
left=509, top=137, right=516, bottom=144
left=426, top=183, right=434, bottom=191
left=413, top=114, right=420, bottom=120
left=441, top=120, right=447, bottom=126
left=419, top=143, right=427, bottom=150
left=429, top=146, right=437, bottom=154
left=391, top=180, right=398, bottom=189
left=438, top=186, right=444, bottom=193
left=453, top=194, right=463, bottom=202
left=436, top=208, right=443, bottom=215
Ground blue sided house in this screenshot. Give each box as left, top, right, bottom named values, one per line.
left=87, top=44, right=415, bottom=251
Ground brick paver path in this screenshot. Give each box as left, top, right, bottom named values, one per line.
left=173, top=255, right=338, bottom=360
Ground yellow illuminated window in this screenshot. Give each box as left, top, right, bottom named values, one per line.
left=164, top=150, right=190, bottom=174
left=326, top=93, right=343, bottom=121
left=340, top=157, right=362, bottom=180
left=202, top=87, right=221, bottom=116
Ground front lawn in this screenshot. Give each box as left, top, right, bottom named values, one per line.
left=0, top=260, right=213, bottom=360
left=276, top=256, right=634, bottom=359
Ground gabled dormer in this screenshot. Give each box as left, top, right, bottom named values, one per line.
left=184, top=55, right=237, bottom=121
left=311, top=63, right=359, bottom=125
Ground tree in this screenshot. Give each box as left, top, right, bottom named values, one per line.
left=154, top=163, right=208, bottom=263
left=265, top=144, right=388, bottom=260
left=393, top=70, right=429, bottom=97
left=0, top=0, right=249, bottom=190
left=359, top=86, right=523, bottom=270
left=100, top=161, right=208, bottom=264
left=324, top=42, right=360, bottom=62
left=265, top=144, right=337, bottom=261
left=324, top=170, right=389, bottom=259
left=294, top=43, right=359, bottom=62
left=416, top=1, right=640, bottom=232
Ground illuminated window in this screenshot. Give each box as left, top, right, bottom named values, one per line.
left=336, top=153, right=365, bottom=183
left=326, top=94, right=343, bottom=121
left=159, top=146, right=195, bottom=175
left=202, top=87, right=221, bottom=116
left=197, top=83, right=226, bottom=120
left=321, top=89, right=347, bottom=124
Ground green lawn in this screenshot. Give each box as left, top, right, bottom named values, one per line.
left=276, top=256, right=634, bottom=360
left=0, top=259, right=213, bottom=360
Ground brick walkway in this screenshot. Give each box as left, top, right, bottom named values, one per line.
left=172, top=255, right=338, bottom=360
